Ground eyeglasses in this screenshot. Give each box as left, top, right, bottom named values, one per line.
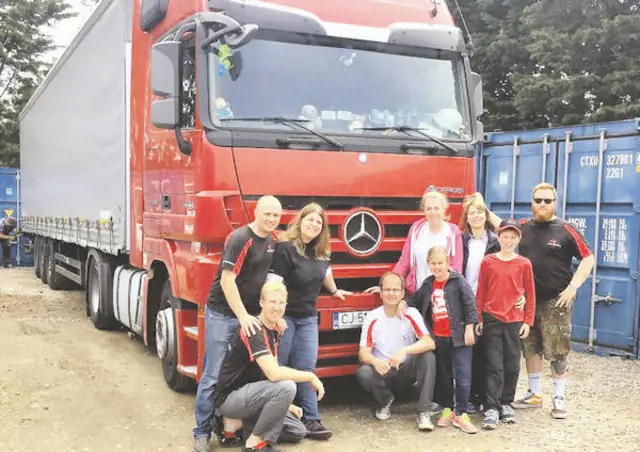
left=533, top=198, right=555, bottom=205
left=381, top=288, right=403, bottom=293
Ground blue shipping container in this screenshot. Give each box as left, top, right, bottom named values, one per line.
left=0, top=167, right=34, bottom=267
left=478, top=118, right=640, bottom=358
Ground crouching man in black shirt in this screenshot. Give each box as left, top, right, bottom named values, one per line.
left=216, top=281, right=326, bottom=452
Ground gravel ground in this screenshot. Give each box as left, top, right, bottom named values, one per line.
left=1, top=267, right=639, bottom=452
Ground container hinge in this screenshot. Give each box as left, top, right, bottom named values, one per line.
left=633, top=204, right=640, bottom=213
left=593, top=293, right=622, bottom=306
left=631, top=272, right=638, bottom=281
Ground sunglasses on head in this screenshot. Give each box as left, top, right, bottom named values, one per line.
left=533, top=197, right=555, bottom=205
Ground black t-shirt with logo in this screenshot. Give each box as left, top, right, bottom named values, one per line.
left=518, top=218, right=592, bottom=303
left=215, top=322, right=279, bottom=407
left=207, top=226, right=276, bottom=316
left=269, top=241, right=330, bottom=318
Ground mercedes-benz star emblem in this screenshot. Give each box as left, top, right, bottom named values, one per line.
left=342, top=211, right=382, bottom=256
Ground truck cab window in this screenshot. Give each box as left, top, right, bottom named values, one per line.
left=180, top=42, right=196, bottom=129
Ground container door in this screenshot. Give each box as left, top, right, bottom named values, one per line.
left=479, top=131, right=557, bottom=221
left=556, top=119, right=640, bottom=357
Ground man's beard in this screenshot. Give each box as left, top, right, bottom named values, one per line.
left=533, top=209, right=555, bottom=222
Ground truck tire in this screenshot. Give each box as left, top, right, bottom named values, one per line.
left=86, top=253, right=118, bottom=330
left=156, top=280, right=195, bottom=393
left=40, top=238, right=50, bottom=285
left=46, top=239, right=71, bottom=290
left=34, top=237, right=42, bottom=278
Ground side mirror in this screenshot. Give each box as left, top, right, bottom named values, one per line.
left=151, top=41, right=181, bottom=129
left=150, top=41, right=192, bottom=155
left=471, top=72, right=483, bottom=118
left=200, top=14, right=259, bottom=50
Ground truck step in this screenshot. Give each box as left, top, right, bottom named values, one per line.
left=178, top=365, right=197, bottom=378
left=184, top=325, right=198, bottom=341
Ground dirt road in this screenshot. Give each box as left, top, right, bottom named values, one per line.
left=2, top=268, right=639, bottom=451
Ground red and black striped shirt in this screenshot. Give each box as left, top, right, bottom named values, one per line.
left=208, top=225, right=276, bottom=316
left=518, top=218, right=592, bottom=303
left=215, top=322, right=279, bottom=407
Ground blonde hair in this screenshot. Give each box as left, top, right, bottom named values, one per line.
left=459, top=196, right=495, bottom=234
left=427, top=245, right=450, bottom=263
left=531, top=182, right=557, bottom=199
left=261, top=281, right=288, bottom=301
left=279, top=202, right=331, bottom=260
left=421, top=189, right=451, bottom=222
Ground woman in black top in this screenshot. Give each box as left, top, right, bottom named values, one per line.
left=267, top=202, right=351, bottom=440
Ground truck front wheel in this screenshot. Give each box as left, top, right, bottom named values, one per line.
left=86, top=254, right=117, bottom=330
left=155, top=280, right=195, bottom=393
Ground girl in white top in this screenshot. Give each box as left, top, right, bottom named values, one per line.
left=367, top=190, right=463, bottom=295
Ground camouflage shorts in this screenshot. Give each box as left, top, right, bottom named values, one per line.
left=522, top=297, right=572, bottom=361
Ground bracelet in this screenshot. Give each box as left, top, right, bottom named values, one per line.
left=332, top=289, right=339, bottom=295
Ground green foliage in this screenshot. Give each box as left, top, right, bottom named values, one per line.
left=455, top=0, right=640, bottom=131
left=0, top=0, right=73, bottom=167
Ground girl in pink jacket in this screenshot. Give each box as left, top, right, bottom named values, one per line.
left=393, top=190, right=463, bottom=294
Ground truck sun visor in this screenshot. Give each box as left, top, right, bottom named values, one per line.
left=208, top=0, right=327, bottom=35
left=388, top=23, right=465, bottom=53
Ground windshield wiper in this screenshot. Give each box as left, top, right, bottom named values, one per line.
left=220, top=116, right=345, bottom=150
left=357, top=126, right=458, bottom=154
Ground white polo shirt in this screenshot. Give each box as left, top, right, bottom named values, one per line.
left=359, top=306, right=430, bottom=362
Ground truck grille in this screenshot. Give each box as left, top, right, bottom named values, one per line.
left=247, top=195, right=420, bottom=292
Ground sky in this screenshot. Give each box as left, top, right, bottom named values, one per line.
left=46, top=0, right=97, bottom=61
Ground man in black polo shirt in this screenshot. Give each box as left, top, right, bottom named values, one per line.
left=484, top=183, right=594, bottom=420
left=216, top=281, right=326, bottom=452
left=193, top=196, right=282, bottom=452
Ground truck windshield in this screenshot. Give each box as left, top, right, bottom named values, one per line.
left=208, top=30, right=472, bottom=141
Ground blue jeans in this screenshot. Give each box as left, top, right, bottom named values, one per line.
left=193, top=307, right=239, bottom=438
left=433, top=336, right=473, bottom=415
left=277, top=315, right=320, bottom=422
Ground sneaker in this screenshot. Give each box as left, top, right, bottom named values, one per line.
left=417, top=412, right=434, bottom=431
left=466, top=402, right=478, bottom=414
left=242, top=442, right=283, bottom=452
left=218, top=431, right=243, bottom=448
left=453, top=413, right=478, bottom=434
left=437, top=408, right=455, bottom=427
left=375, top=396, right=395, bottom=421
left=304, top=420, right=333, bottom=440
left=552, top=396, right=568, bottom=419
left=500, top=404, right=516, bottom=424
left=482, top=409, right=500, bottom=430
left=513, top=390, right=543, bottom=409
left=193, top=436, right=210, bottom=452
left=426, top=401, right=444, bottom=416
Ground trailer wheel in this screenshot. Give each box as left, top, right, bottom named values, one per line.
left=34, top=237, right=42, bottom=278
left=86, top=254, right=118, bottom=330
left=156, top=280, right=195, bottom=393
left=40, top=238, right=50, bottom=285
left=46, top=239, right=71, bottom=290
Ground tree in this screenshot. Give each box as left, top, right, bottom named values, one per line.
left=454, top=0, right=640, bottom=131
left=0, top=0, right=73, bottom=167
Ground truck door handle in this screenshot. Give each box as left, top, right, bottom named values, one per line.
left=276, top=137, right=322, bottom=148
left=162, top=195, right=171, bottom=210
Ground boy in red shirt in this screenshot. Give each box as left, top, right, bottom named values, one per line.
left=476, top=219, right=535, bottom=430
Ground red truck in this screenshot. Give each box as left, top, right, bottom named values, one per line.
left=19, top=0, right=483, bottom=391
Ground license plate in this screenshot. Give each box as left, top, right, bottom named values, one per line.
left=332, top=311, right=368, bottom=330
